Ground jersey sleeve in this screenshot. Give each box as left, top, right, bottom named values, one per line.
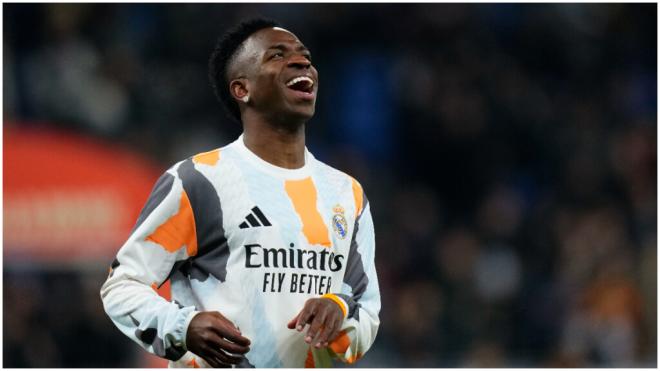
left=326, top=183, right=381, bottom=364
left=100, top=165, right=200, bottom=361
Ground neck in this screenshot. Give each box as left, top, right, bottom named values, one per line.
left=241, top=113, right=306, bottom=169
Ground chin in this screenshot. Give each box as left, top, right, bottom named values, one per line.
left=284, top=105, right=316, bottom=122
left=296, top=107, right=315, bottom=120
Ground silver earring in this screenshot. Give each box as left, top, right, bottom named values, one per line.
left=242, top=95, right=249, bottom=103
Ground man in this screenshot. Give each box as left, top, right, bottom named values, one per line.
left=101, top=18, right=380, bottom=368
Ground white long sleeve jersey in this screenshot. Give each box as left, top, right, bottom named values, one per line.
left=100, top=135, right=380, bottom=367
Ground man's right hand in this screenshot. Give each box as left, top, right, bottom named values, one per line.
left=185, top=311, right=251, bottom=368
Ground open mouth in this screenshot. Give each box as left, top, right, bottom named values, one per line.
left=285, top=76, right=314, bottom=94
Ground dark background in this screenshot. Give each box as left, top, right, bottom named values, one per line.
left=3, top=3, right=657, bottom=367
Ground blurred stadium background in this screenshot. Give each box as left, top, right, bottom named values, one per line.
left=3, top=3, right=657, bottom=368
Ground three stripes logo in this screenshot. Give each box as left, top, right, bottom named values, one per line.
left=239, top=206, right=272, bottom=229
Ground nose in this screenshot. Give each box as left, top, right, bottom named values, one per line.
left=287, top=54, right=311, bottom=69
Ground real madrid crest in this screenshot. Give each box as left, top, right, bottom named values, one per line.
left=332, top=204, right=348, bottom=239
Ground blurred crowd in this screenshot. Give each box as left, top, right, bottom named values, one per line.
left=3, top=3, right=656, bottom=367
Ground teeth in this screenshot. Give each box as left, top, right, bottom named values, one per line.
left=286, top=76, right=314, bottom=87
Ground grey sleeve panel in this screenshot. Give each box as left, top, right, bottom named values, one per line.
left=175, top=159, right=230, bottom=283
left=341, top=201, right=371, bottom=320
left=360, top=193, right=369, bottom=217
left=131, top=172, right=176, bottom=234
left=336, top=293, right=361, bottom=320
left=130, top=315, right=187, bottom=361
left=108, top=258, right=121, bottom=278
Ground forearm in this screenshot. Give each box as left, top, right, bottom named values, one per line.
left=101, top=271, right=199, bottom=360
left=329, top=202, right=381, bottom=364
left=329, top=310, right=379, bottom=364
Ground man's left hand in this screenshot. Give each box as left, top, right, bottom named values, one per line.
left=287, top=297, right=344, bottom=349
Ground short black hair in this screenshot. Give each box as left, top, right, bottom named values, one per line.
left=209, top=17, right=280, bottom=123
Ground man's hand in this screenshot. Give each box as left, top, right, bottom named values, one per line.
left=287, top=297, right=344, bottom=349
left=186, top=311, right=251, bottom=368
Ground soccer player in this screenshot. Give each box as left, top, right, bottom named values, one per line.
left=100, top=18, right=380, bottom=368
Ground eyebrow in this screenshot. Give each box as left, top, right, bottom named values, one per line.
left=267, top=43, right=310, bottom=53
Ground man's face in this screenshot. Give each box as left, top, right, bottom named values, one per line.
left=240, top=27, right=318, bottom=123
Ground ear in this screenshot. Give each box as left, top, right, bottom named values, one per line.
left=230, top=78, right=249, bottom=103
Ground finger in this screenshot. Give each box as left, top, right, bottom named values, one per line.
left=200, top=354, right=222, bottom=368
left=325, top=316, right=343, bottom=347
left=220, top=330, right=252, bottom=347
left=204, top=344, right=243, bottom=365
left=315, top=312, right=341, bottom=348
left=209, top=319, right=252, bottom=346
left=287, top=312, right=300, bottom=329
left=215, top=348, right=244, bottom=365
left=201, top=330, right=237, bottom=353
left=311, top=328, right=327, bottom=348
left=306, top=310, right=328, bottom=346
left=312, top=322, right=331, bottom=349
left=217, top=337, right=250, bottom=355
left=296, top=302, right=317, bottom=332
left=206, top=353, right=231, bottom=368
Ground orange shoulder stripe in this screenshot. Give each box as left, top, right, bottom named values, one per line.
left=192, top=149, right=220, bottom=166
left=350, top=177, right=364, bottom=219
left=146, top=190, right=198, bottom=257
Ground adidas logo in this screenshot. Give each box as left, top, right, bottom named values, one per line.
left=239, top=206, right=272, bottom=229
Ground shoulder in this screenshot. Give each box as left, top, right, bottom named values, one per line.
left=190, top=148, right=222, bottom=167
left=171, top=141, right=237, bottom=178
left=162, top=144, right=234, bottom=197
left=313, top=157, right=362, bottom=189
left=312, top=157, right=369, bottom=216
left=188, top=139, right=239, bottom=169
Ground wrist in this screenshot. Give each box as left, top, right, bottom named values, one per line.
left=321, top=294, right=348, bottom=319
left=182, top=310, right=201, bottom=351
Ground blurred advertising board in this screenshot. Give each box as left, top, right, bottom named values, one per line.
left=4, top=124, right=161, bottom=264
